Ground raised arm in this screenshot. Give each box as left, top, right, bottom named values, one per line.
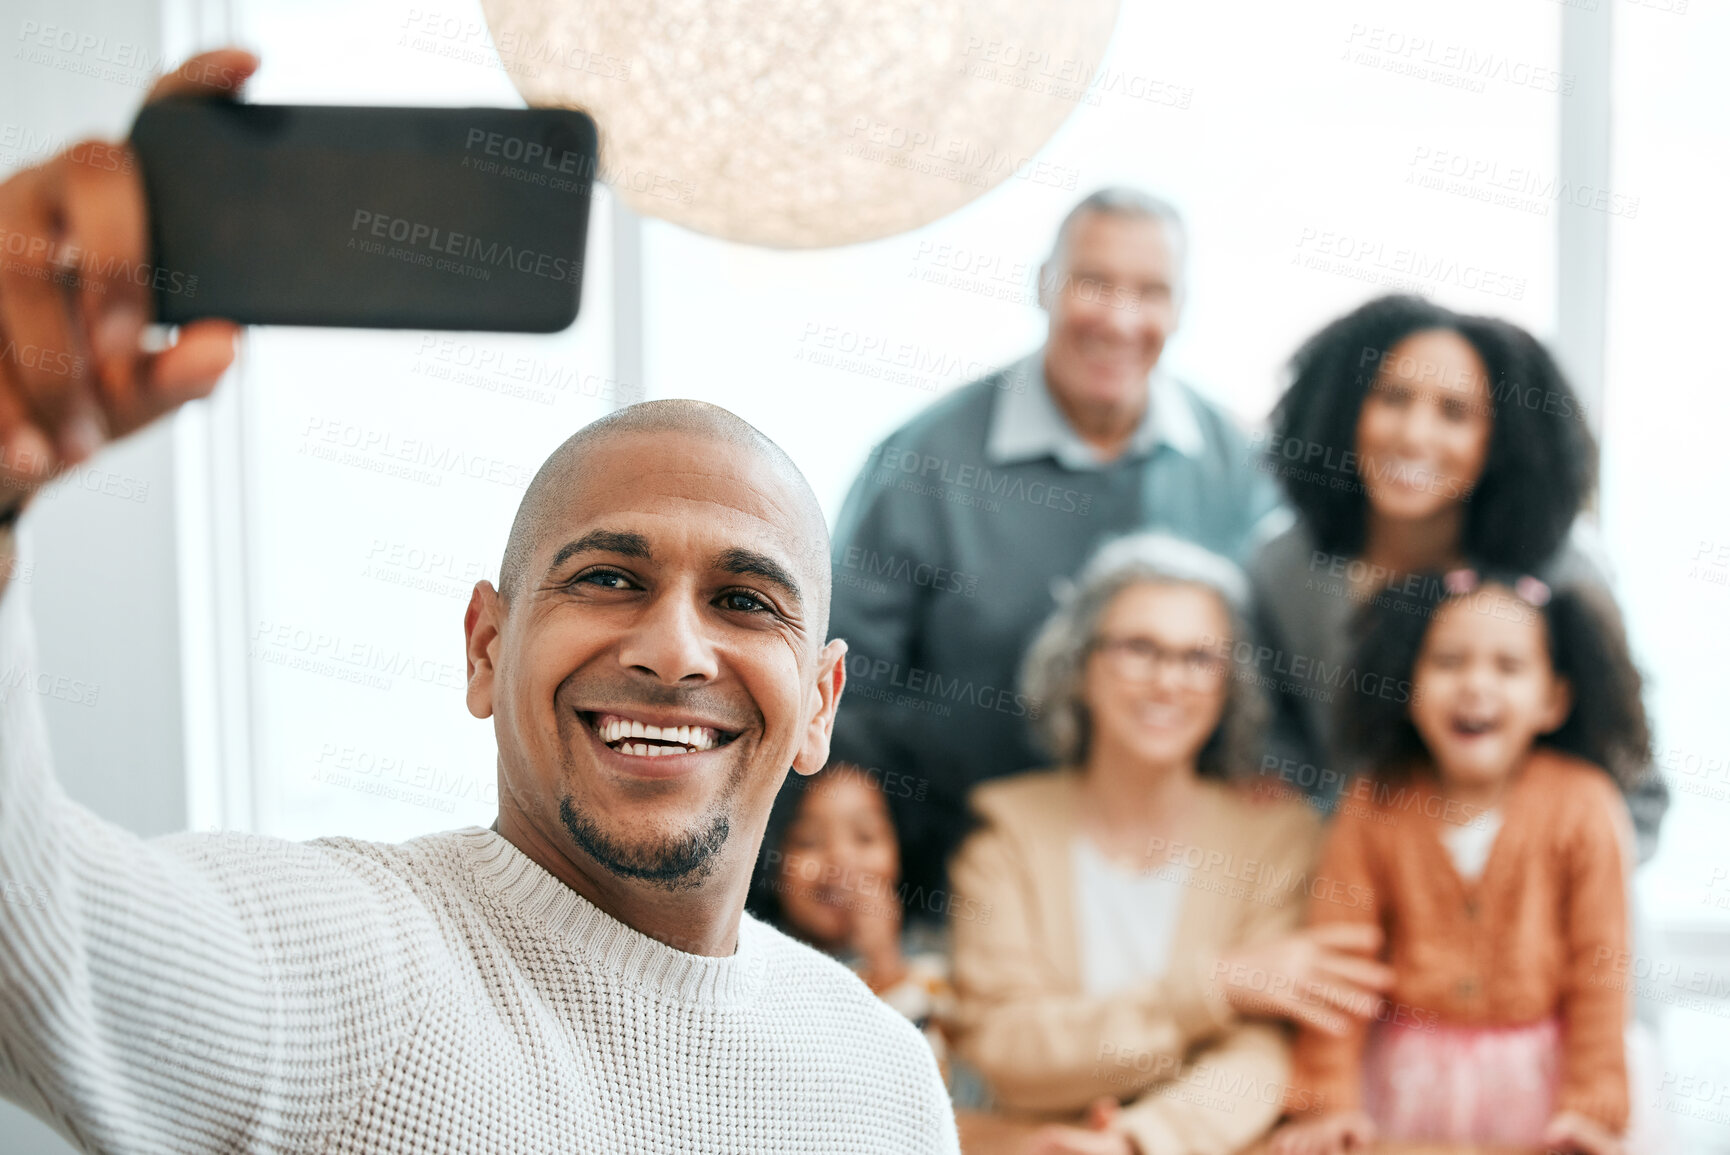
left=0, top=53, right=427, bottom=1151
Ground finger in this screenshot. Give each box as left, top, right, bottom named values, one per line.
left=133, top=320, right=237, bottom=424
left=56, top=141, right=150, bottom=422
left=1243, top=985, right=1351, bottom=1035
left=147, top=48, right=259, bottom=103
left=1541, top=1122, right=1581, bottom=1154
left=1299, top=975, right=1382, bottom=1018
left=1084, top=1096, right=1118, bottom=1130
left=1313, top=952, right=1396, bottom=992
left=0, top=382, right=57, bottom=497
left=1278, top=994, right=1351, bottom=1037
left=0, top=298, right=61, bottom=493
left=1306, top=922, right=1383, bottom=954
left=0, top=161, right=103, bottom=461
left=1020, top=1129, right=1061, bottom=1155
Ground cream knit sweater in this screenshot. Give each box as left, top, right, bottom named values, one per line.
left=0, top=576, right=959, bottom=1153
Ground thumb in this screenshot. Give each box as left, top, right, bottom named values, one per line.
left=148, top=321, right=237, bottom=397
left=148, top=48, right=260, bottom=103
left=120, top=321, right=236, bottom=434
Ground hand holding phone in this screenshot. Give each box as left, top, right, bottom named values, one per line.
left=0, top=49, right=253, bottom=510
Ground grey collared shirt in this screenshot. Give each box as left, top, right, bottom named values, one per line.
left=984, top=355, right=1207, bottom=470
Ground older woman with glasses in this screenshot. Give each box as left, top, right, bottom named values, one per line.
left=948, top=534, right=1392, bottom=1155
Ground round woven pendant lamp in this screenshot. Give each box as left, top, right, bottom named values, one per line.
left=480, top=0, right=1121, bottom=247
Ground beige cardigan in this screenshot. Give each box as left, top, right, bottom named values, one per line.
left=949, top=770, right=1324, bottom=1155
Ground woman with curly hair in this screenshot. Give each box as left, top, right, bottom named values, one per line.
left=1247, top=294, right=1666, bottom=856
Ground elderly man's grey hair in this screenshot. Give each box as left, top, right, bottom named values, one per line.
left=1042, top=186, right=1189, bottom=300
left=1019, top=532, right=1267, bottom=776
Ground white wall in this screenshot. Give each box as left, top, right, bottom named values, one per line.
left=1, top=1, right=183, bottom=1149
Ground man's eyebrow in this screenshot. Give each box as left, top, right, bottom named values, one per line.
left=546, top=530, right=652, bottom=573
left=713, top=547, right=804, bottom=607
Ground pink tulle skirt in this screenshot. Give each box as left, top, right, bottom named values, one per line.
left=1363, top=1017, right=1668, bottom=1152
left=1364, top=1017, right=1560, bottom=1146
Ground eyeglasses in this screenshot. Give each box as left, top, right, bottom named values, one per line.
left=1090, top=635, right=1229, bottom=687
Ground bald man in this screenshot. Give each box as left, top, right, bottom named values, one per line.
left=0, top=52, right=956, bottom=1155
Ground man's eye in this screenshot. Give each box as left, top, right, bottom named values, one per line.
left=719, top=589, right=771, bottom=613
left=570, top=568, right=635, bottom=590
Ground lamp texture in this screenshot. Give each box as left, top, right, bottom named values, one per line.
left=480, top=0, right=1121, bottom=247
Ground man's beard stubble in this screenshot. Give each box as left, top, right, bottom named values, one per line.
left=558, top=794, right=730, bottom=891
left=550, top=675, right=752, bottom=891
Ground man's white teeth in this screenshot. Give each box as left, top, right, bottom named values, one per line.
left=618, top=742, right=688, bottom=758
left=595, top=715, right=720, bottom=752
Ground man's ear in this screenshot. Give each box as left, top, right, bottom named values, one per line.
left=1037, top=260, right=1057, bottom=313
left=792, top=639, right=847, bottom=777
left=464, top=581, right=504, bottom=720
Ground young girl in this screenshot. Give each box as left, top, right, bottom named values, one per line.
left=1272, top=568, right=1655, bottom=1155
left=748, top=763, right=955, bottom=1073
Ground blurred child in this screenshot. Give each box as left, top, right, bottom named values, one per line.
left=1272, top=569, right=1657, bottom=1155
left=748, top=764, right=954, bottom=1072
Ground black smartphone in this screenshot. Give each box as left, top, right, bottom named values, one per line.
left=129, top=101, right=597, bottom=333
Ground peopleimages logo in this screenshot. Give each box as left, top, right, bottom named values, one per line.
left=845, top=655, right=1040, bottom=720
left=348, top=211, right=582, bottom=284
left=868, top=445, right=1092, bottom=516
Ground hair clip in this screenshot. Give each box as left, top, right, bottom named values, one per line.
left=1513, top=575, right=1552, bottom=607
left=1442, top=567, right=1551, bottom=607
left=1443, top=568, right=1478, bottom=595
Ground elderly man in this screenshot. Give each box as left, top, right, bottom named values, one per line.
left=0, top=51, right=955, bottom=1155
left=829, top=189, right=1281, bottom=901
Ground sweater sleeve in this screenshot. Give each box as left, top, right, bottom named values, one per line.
left=948, top=817, right=1238, bottom=1113
left=1287, top=804, right=1382, bottom=1118
left=1115, top=805, right=1320, bottom=1155
left=1557, top=776, right=1633, bottom=1131
left=0, top=566, right=429, bottom=1152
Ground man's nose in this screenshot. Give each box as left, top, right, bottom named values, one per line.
left=615, top=591, right=720, bottom=684
left=1097, top=289, right=1143, bottom=339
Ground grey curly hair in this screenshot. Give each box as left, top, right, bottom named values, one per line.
left=1019, top=532, right=1268, bottom=778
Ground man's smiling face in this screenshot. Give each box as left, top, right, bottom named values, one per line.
left=465, top=423, right=843, bottom=894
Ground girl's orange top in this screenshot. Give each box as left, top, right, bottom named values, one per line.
left=1292, top=747, right=1634, bottom=1132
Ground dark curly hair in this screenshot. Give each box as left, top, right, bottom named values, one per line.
left=1269, top=295, right=1597, bottom=571
left=1338, top=570, right=1651, bottom=789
